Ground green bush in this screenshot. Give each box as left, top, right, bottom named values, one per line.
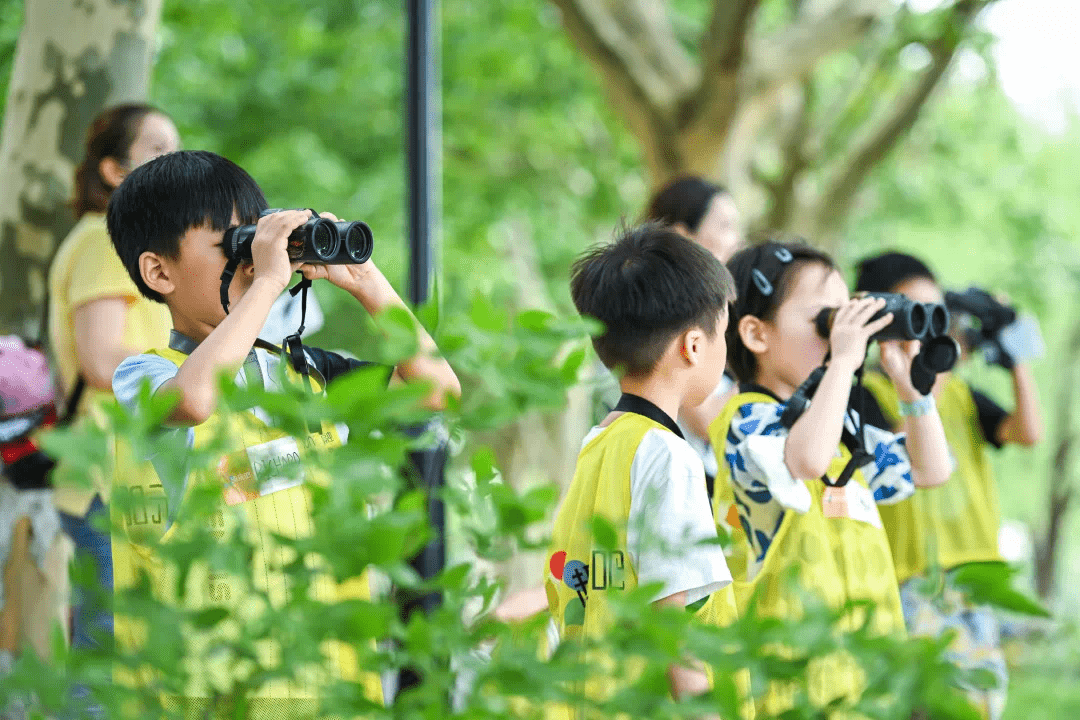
left=0, top=298, right=1047, bottom=719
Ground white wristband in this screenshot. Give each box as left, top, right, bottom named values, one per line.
left=898, top=394, right=935, bottom=418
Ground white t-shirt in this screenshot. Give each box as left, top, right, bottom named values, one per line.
left=594, top=363, right=733, bottom=478
left=580, top=424, right=732, bottom=605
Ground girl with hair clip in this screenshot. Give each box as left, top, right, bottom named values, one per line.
left=708, top=239, right=954, bottom=715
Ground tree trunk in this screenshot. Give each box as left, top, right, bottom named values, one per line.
left=0, top=0, right=163, bottom=336
left=551, top=0, right=993, bottom=252
left=1035, top=312, right=1080, bottom=598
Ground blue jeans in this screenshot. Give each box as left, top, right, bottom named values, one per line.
left=58, top=496, right=113, bottom=650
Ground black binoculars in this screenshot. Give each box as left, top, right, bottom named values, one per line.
left=223, top=209, right=373, bottom=265
left=815, top=292, right=959, bottom=392
left=814, top=292, right=949, bottom=343
left=944, top=287, right=1017, bottom=345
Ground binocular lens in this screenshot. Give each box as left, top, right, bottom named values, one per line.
left=223, top=211, right=373, bottom=266
left=311, top=222, right=337, bottom=259
left=814, top=292, right=949, bottom=343
left=903, top=302, right=930, bottom=340
left=926, top=303, right=949, bottom=339
left=340, top=221, right=373, bottom=264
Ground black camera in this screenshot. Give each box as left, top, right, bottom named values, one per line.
left=223, top=209, right=373, bottom=265
left=814, top=292, right=949, bottom=342
left=944, top=288, right=1016, bottom=348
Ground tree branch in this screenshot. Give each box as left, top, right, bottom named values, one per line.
left=759, top=80, right=814, bottom=232
left=745, top=0, right=887, bottom=95
left=551, top=0, right=695, bottom=181
left=809, top=17, right=897, bottom=160
left=678, top=0, right=761, bottom=135
left=812, top=0, right=992, bottom=234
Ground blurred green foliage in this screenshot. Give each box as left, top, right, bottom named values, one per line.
left=0, top=300, right=1041, bottom=719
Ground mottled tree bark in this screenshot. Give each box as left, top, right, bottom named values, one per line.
left=0, top=0, right=163, bottom=336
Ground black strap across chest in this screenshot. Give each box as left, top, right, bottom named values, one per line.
left=613, top=393, right=684, bottom=439
left=741, top=370, right=874, bottom=488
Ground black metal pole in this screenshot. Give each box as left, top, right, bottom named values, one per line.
left=398, top=0, right=445, bottom=701
left=407, top=0, right=437, bottom=307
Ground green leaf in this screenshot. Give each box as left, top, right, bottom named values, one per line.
left=590, top=516, right=618, bottom=551
left=950, top=562, right=1051, bottom=618
left=190, top=607, right=231, bottom=628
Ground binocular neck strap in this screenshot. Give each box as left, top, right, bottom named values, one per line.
left=283, top=275, right=314, bottom=388
left=833, top=361, right=872, bottom=488
left=288, top=276, right=313, bottom=337
left=778, top=354, right=873, bottom=488
left=220, top=257, right=241, bottom=315
left=282, top=278, right=320, bottom=435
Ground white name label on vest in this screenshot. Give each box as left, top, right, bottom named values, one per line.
left=248, top=436, right=305, bottom=495
left=219, top=436, right=306, bottom=506
left=822, top=482, right=883, bottom=529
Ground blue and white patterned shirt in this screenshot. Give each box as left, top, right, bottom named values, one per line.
left=724, top=399, right=915, bottom=579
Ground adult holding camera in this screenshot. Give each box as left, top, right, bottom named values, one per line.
left=46, top=104, right=180, bottom=653
left=852, top=252, right=1044, bottom=720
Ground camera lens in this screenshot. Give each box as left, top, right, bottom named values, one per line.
left=342, top=222, right=373, bottom=264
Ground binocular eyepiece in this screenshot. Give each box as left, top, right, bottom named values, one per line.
left=223, top=209, right=373, bottom=265
left=814, top=292, right=949, bottom=343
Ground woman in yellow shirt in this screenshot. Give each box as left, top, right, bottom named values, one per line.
left=47, top=104, right=179, bottom=651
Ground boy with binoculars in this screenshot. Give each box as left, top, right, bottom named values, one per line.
left=851, top=251, right=1044, bottom=720
left=105, top=150, right=460, bottom=713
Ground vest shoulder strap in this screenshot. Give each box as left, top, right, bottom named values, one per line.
left=708, top=392, right=780, bottom=509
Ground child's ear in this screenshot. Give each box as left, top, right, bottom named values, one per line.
left=738, top=315, right=769, bottom=355
left=680, top=327, right=706, bottom=366
left=140, top=251, right=175, bottom=298
left=98, top=156, right=127, bottom=190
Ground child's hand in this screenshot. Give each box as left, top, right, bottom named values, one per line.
left=249, top=210, right=309, bottom=291
left=829, top=296, right=892, bottom=371
left=300, top=259, right=382, bottom=291
left=879, top=339, right=923, bottom=400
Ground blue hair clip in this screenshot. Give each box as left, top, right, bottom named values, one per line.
left=751, top=247, right=793, bottom=298
left=752, top=269, right=773, bottom=296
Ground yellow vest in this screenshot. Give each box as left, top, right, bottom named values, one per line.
left=863, top=372, right=1003, bottom=582
left=709, top=392, right=906, bottom=717
left=544, top=412, right=750, bottom=719
left=111, top=346, right=382, bottom=714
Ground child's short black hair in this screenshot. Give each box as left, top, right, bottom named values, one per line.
left=854, top=251, right=937, bottom=294
left=643, top=176, right=727, bottom=234
left=725, top=238, right=836, bottom=382
left=107, top=150, right=268, bottom=303
left=570, top=222, right=736, bottom=378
